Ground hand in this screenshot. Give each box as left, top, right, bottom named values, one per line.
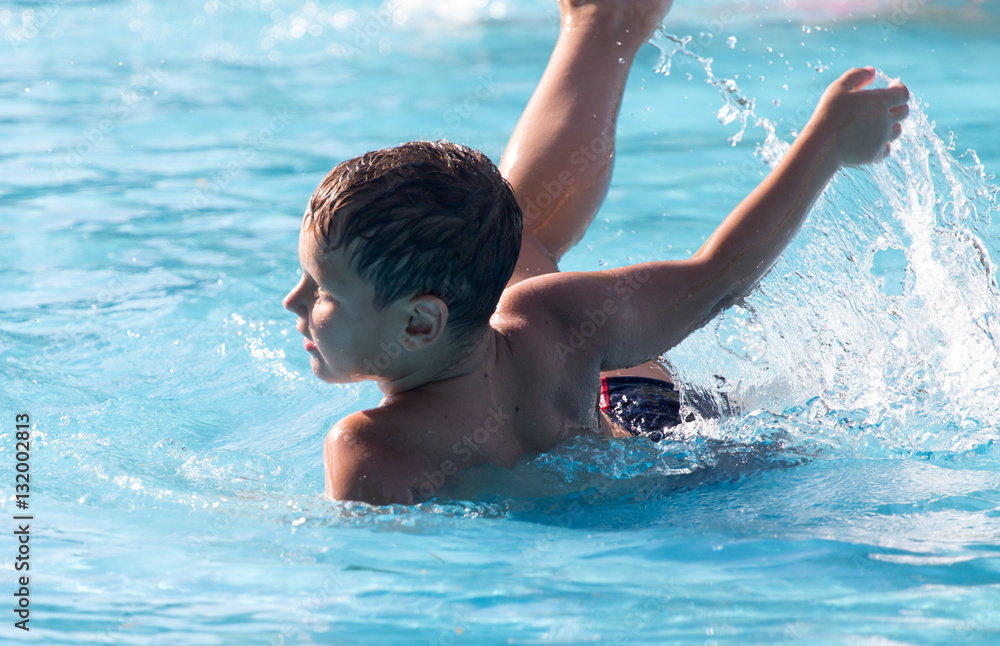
left=808, top=67, right=910, bottom=168
left=560, top=0, right=675, bottom=47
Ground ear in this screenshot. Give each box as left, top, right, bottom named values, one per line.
left=398, top=295, right=448, bottom=351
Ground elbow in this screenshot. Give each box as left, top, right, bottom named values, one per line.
left=698, top=249, right=770, bottom=317
left=714, top=290, right=744, bottom=315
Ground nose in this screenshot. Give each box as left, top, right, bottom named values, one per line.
left=283, top=276, right=307, bottom=316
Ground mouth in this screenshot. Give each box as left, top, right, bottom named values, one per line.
left=297, top=322, right=318, bottom=352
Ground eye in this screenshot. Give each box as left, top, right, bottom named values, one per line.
left=301, top=273, right=321, bottom=296
left=300, top=269, right=337, bottom=305
left=313, top=282, right=337, bottom=304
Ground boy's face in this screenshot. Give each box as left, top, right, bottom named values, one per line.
left=283, top=226, right=401, bottom=384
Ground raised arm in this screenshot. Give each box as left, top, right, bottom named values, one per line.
left=520, top=67, right=909, bottom=372
left=501, top=0, right=674, bottom=284
left=683, top=67, right=909, bottom=309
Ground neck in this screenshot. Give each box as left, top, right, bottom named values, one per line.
left=377, top=329, right=494, bottom=396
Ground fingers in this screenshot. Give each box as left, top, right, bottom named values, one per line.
left=838, top=68, right=909, bottom=107
left=837, top=66, right=877, bottom=90
left=869, top=82, right=909, bottom=124
left=885, top=82, right=910, bottom=108
left=890, top=101, right=910, bottom=121
left=877, top=115, right=904, bottom=163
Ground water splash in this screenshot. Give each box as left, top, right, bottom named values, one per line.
left=658, top=59, right=1000, bottom=458
left=651, top=28, right=775, bottom=146
left=521, top=38, right=1000, bottom=488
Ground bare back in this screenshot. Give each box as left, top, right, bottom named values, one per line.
left=326, top=277, right=609, bottom=504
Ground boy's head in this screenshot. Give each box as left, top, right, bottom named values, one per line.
left=300, top=140, right=522, bottom=354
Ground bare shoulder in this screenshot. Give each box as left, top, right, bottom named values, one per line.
left=497, top=269, right=623, bottom=322
left=495, top=271, right=595, bottom=335
left=497, top=259, right=717, bottom=372
left=324, top=410, right=433, bottom=505
left=493, top=273, right=570, bottom=358
left=494, top=270, right=619, bottom=367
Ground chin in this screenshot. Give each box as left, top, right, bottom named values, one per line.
left=315, top=363, right=375, bottom=385
left=311, top=352, right=387, bottom=384
left=311, top=358, right=350, bottom=384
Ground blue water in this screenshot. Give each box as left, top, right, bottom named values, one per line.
left=3, top=0, right=1000, bottom=643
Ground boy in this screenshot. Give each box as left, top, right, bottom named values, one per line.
left=283, top=0, right=909, bottom=505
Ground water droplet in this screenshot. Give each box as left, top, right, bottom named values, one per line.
left=726, top=36, right=736, bottom=49
left=717, top=104, right=740, bottom=126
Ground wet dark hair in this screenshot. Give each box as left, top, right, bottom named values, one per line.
left=304, top=140, right=523, bottom=348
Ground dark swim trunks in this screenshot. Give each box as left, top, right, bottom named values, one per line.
left=599, top=376, right=683, bottom=442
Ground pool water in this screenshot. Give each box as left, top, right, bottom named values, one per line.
left=3, top=0, right=1000, bottom=643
